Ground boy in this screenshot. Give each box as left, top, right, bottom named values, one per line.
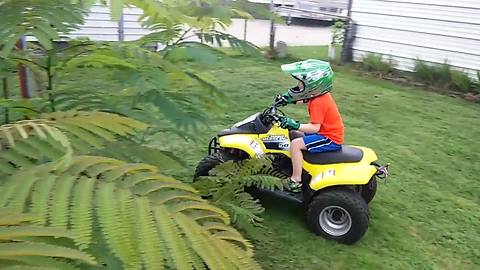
left=275, top=59, right=344, bottom=192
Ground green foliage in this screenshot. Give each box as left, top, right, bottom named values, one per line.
left=361, top=53, right=395, bottom=75
left=193, top=157, right=284, bottom=232
left=414, top=59, right=475, bottom=92
left=451, top=70, right=472, bottom=93
left=0, top=111, right=151, bottom=176
left=0, top=0, right=85, bottom=55
left=0, top=1, right=266, bottom=268
left=0, top=208, right=97, bottom=269
left=0, top=113, right=261, bottom=269
left=0, top=120, right=73, bottom=174
left=196, top=31, right=260, bottom=56
left=231, top=0, right=276, bottom=21
left=476, top=71, right=480, bottom=94
left=0, top=156, right=259, bottom=269
left=331, top=20, right=346, bottom=46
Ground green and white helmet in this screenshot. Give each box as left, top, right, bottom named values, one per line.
left=281, top=59, right=334, bottom=101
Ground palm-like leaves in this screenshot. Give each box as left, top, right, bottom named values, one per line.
left=0, top=113, right=262, bottom=269
left=0, top=156, right=260, bottom=269
left=0, top=208, right=97, bottom=269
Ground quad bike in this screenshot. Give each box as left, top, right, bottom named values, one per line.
left=194, top=104, right=389, bottom=244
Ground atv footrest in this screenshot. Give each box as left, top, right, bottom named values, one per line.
left=257, top=188, right=304, bottom=204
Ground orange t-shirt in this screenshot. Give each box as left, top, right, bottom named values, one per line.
left=307, top=93, right=344, bottom=144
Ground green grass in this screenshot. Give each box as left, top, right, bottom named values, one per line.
left=150, top=46, right=480, bottom=269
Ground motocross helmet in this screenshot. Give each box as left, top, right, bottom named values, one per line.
left=281, top=59, right=334, bottom=101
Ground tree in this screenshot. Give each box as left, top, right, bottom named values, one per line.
left=0, top=0, right=268, bottom=269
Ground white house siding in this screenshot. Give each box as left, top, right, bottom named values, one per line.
left=350, top=0, right=480, bottom=78
left=68, top=5, right=147, bottom=41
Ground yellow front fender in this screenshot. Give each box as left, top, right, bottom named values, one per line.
left=218, top=134, right=266, bottom=157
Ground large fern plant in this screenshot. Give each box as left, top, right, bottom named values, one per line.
left=0, top=112, right=261, bottom=269
left=193, top=157, right=287, bottom=233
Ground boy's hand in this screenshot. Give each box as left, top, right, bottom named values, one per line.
left=279, top=116, right=300, bottom=130
left=274, top=92, right=294, bottom=107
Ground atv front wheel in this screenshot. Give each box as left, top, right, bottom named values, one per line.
left=307, top=189, right=369, bottom=244
left=193, top=152, right=231, bottom=179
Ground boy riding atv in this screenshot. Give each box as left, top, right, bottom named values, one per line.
left=276, top=59, right=344, bottom=192
left=194, top=59, right=389, bottom=244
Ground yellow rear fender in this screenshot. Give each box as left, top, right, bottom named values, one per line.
left=218, top=134, right=265, bottom=157
left=304, top=147, right=379, bottom=191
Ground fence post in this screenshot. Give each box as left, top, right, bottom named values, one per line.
left=243, top=19, right=247, bottom=41
left=16, top=37, right=31, bottom=98
left=118, top=13, right=125, bottom=41
left=269, top=0, right=276, bottom=53
left=341, top=0, right=354, bottom=63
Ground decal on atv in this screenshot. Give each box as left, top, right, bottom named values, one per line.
left=250, top=140, right=264, bottom=156
left=311, top=169, right=336, bottom=186
left=261, top=135, right=290, bottom=150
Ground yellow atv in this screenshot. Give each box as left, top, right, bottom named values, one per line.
left=194, top=105, right=389, bottom=244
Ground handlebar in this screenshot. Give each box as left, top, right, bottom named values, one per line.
left=260, top=103, right=284, bottom=125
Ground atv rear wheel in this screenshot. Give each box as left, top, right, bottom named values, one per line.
left=307, top=188, right=369, bottom=244
left=360, top=176, right=377, bottom=204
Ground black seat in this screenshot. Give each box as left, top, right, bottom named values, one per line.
left=302, top=146, right=363, bottom=165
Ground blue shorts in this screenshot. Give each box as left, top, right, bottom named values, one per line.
left=303, top=133, right=341, bottom=153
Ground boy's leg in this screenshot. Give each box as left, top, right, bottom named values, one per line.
left=290, top=138, right=306, bottom=183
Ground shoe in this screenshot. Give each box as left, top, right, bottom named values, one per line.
left=287, top=178, right=302, bottom=193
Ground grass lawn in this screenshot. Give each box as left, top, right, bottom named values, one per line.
left=150, top=46, right=480, bottom=270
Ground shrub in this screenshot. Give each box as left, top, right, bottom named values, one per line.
left=414, top=60, right=452, bottom=89
left=451, top=70, right=472, bottom=93
left=414, top=59, right=475, bottom=93
left=475, top=71, right=480, bottom=94
left=361, top=53, right=395, bottom=75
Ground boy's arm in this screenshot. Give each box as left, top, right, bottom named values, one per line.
left=298, top=123, right=320, bottom=133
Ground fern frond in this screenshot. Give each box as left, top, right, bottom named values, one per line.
left=30, top=175, right=57, bottom=225
left=0, top=256, right=80, bottom=270
left=0, top=265, right=59, bottom=270
left=5, top=175, right=39, bottom=213
left=149, top=190, right=205, bottom=205
left=114, top=187, right=141, bottom=268
left=101, top=164, right=158, bottom=182
left=0, top=120, right=73, bottom=173
left=153, top=205, right=193, bottom=270
left=95, top=182, right=139, bottom=268
left=0, top=209, right=40, bottom=225
left=174, top=213, right=229, bottom=270
left=0, top=155, right=260, bottom=268
left=70, top=177, right=95, bottom=249
left=0, top=226, right=70, bottom=241
left=188, top=210, right=229, bottom=224
left=42, top=111, right=148, bottom=152
left=172, top=202, right=230, bottom=224
left=95, top=142, right=186, bottom=170
left=213, top=230, right=253, bottom=254
left=65, top=156, right=123, bottom=176
left=119, top=172, right=177, bottom=189
left=0, top=242, right=96, bottom=266
left=132, top=181, right=198, bottom=196
left=133, top=197, right=164, bottom=270
left=48, top=175, right=75, bottom=228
